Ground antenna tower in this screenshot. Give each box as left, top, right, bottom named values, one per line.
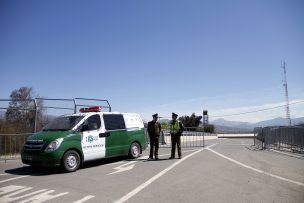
left=203, top=110, right=208, bottom=126
left=282, top=61, right=291, bottom=126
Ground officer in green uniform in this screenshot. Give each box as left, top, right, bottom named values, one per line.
left=169, top=112, right=184, bottom=159
left=147, top=113, right=162, bottom=160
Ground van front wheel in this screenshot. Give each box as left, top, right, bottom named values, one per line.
left=62, top=150, right=81, bottom=172
left=129, top=142, right=141, bottom=158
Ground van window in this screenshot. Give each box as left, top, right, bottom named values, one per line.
left=84, top=114, right=101, bottom=131
left=124, top=114, right=143, bottom=128
left=103, top=114, right=126, bottom=130
left=43, top=115, right=84, bottom=131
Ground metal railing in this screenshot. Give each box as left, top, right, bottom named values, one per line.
left=0, top=133, right=32, bottom=161
left=0, top=98, right=111, bottom=133
left=145, top=127, right=207, bottom=148
left=254, top=126, right=304, bottom=153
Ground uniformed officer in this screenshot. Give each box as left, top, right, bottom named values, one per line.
left=147, top=113, right=162, bottom=160
left=169, top=112, right=184, bottom=159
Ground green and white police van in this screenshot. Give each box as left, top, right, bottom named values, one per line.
left=21, top=106, right=147, bottom=172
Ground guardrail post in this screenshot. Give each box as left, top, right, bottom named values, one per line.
left=262, top=128, right=265, bottom=150
left=73, top=98, right=77, bottom=114
left=34, top=99, right=37, bottom=133
left=4, top=136, right=6, bottom=163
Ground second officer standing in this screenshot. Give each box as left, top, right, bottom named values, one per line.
left=169, top=112, right=184, bottom=159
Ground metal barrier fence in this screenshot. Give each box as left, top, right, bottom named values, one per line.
left=145, top=127, right=206, bottom=148
left=0, top=98, right=112, bottom=132
left=0, top=133, right=32, bottom=161
left=1, top=127, right=206, bottom=161
left=254, top=126, right=304, bottom=153
left=0, top=98, right=111, bottom=161
left=253, top=127, right=264, bottom=149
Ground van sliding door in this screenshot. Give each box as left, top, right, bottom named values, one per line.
left=103, top=114, right=128, bottom=157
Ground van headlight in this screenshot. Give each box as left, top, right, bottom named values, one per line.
left=45, top=138, right=64, bottom=152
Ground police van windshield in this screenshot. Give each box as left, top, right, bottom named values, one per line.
left=43, top=116, right=84, bottom=131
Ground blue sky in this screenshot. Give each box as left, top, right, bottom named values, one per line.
left=1, top=0, right=303, bottom=122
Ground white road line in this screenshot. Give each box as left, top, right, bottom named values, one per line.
left=138, top=155, right=149, bottom=160
left=106, top=161, right=125, bottom=166
left=205, top=143, right=219, bottom=149
left=0, top=185, right=48, bottom=202
left=0, top=174, right=9, bottom=176
left=207, top=147, right=304, bottom=187
left=0, top=175, right=29, bottom=184
left=108, top=161, right=136, bottom=175
left=114, top=148, right=205, bottom=203
left=18, top=190, right=69, bottom=203
left=181, top=149, right=201, bottom=153
left=220, top=144, right=252, bottom=146
left=73, top=195, right=95, bottom=203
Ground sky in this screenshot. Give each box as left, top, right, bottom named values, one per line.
left=1, top=0, right=304, bottom=123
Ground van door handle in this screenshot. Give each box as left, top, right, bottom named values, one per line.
left=99, top=132, right=110, bottom=137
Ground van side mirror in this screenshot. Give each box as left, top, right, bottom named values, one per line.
left=80, top=124, right=89, bottom=132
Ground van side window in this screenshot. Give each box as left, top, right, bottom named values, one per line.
left=103, top=114, right=126, bottom=130
left=87, top=114, right=101, bottom=131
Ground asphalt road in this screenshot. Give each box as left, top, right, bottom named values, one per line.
left=1, top=138, right=304, bottom=203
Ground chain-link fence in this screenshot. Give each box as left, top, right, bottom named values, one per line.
left=254, top=126, right=304, bottom=153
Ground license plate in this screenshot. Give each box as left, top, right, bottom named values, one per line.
left=24, top=155, right=33, bottom=161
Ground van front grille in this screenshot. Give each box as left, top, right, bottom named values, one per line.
left=24, top=140, right=45, bottom=151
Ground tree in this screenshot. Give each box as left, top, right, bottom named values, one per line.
left=203, top=124, right=215, bottom=133
left=5, top=87, right=44, bottom=133
left=179, top=113, right=202, bottom=128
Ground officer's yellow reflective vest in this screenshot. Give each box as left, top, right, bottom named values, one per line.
left=170, top=121, right=180, bottom=134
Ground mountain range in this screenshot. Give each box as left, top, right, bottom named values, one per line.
left=158, top=117, right=304, bottom=133
left=210, top=117, right=304, bottom=130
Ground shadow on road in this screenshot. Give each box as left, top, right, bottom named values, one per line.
left=5, top=165, right=64, bottom=176
left=4, top=155, right=175, bottom=176
left=5, top=156, right=129, bottom=176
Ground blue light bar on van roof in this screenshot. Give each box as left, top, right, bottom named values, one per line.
left=79, top=106, right=102, bottom=113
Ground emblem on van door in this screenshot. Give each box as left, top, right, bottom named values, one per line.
left=86, top=135, right=98, bottom=143
left=88, top=135, right=94, bottom=143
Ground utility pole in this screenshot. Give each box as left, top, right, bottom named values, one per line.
left=282, top=61, right=291, bottom=126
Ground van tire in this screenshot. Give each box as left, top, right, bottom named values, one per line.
left=62, top=150, right=81, bottom=172
left=129, top=142, right=141, bottom=158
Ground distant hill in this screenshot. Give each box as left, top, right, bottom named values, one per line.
left=210, top=118, right=252, bottom=129
left=211, top=117, right=304, bottom=131
left=214, top=125, right=253, bottom=133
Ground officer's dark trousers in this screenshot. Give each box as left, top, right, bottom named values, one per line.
left=171, top=133, right=181, bottom=158
left=149, top=136, right=159, bottom=158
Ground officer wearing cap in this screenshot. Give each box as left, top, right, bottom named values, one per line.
left=169, top=112, right=184, bottom=159
left=147, top=113, right=162, bottom=160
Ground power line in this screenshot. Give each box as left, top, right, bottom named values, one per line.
left=210, top=100, right=304, bottom=118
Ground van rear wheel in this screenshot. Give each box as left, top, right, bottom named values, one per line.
left=62, top=150, right=80, bottom=172
left=129, top=142, right=141, bottom=158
